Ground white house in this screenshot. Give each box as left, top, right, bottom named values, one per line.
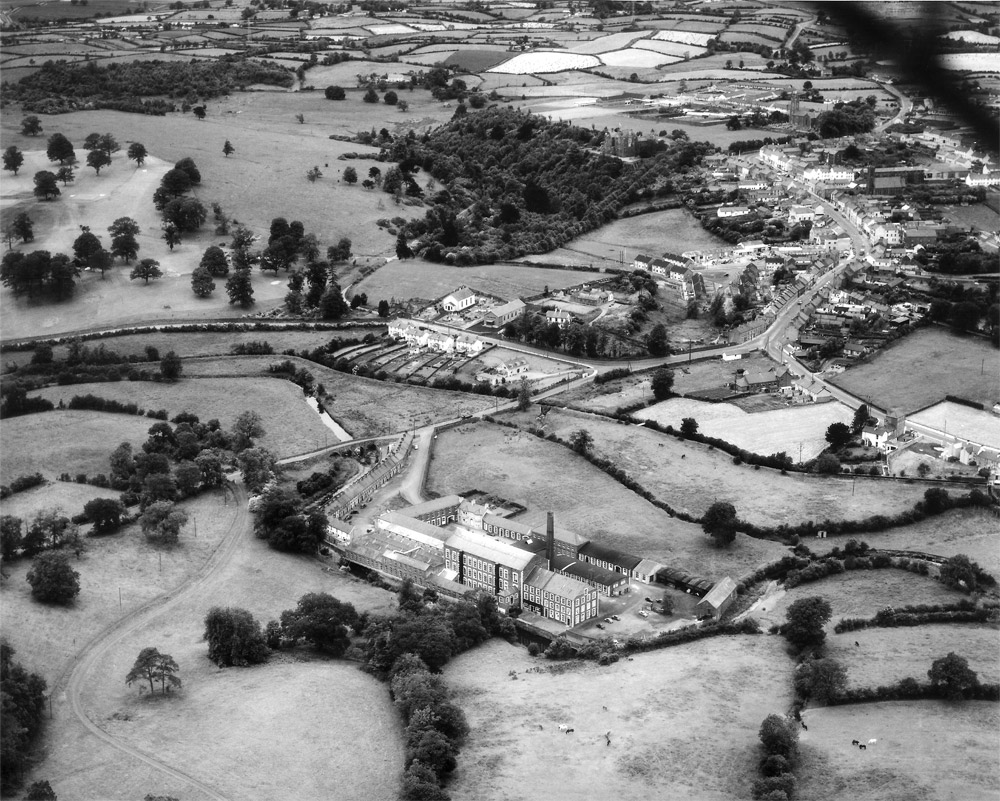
left=717, top=205, right=751, bottom=218
left=441, top=286, right=477, bottom=312
left=788, top=205, right=817, bottom=224
left=545, top=309, right=573, bottom=328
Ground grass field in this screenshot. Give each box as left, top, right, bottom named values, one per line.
left=0, top=480, right=121, bottom=522
left=446, top=636, right=795, bottom=801
left=751, top=571, right=964, bottom=634
left=633, top=397, right=854, bottom=462
left=819, top=508, right=1000, bottom=577
left=504, top=407, right=931, bottom=530
left=179, top=355, right=498, bottom=437
left=0, top=410, right=154, bottom=483
left=30, top=376, right=331, bottom=458
left=831, top=327, right=999, bottom=413
left=428, top=420, right=790, bottom=579
left=826, top=624, right=1000, bottom=690
left=352, top=260, right=600, bottom=303
left=798, top=701, right=999, bottom=801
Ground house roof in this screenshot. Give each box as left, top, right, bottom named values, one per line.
left=553, top=557, right=624, bottom=587
left=578, top=542, right=642, bottom=570
left=488, top=298, right=525, bottom=318
left=482, top=512, right=534, bottom=538
left=446, top=529, right=538, bottom=570
left=634, top=558, right=664, bottom=577
left=697, top=577, right=737, bottom=610
left=401, top=495, right=463, bottom=518
left=444, top=287, right=475, bottom=303
left=524, top=565, right=593, bottom=600
left=378, top=512, right=451, bottom=548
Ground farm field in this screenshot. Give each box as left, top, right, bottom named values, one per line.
left=633, top=396, right=854, bottom=462
left=428, top=420, right=790, bottom=579
left=0, top=481, right=121, bottom=521
left=798, top=701, right=999, bottom=801
left=831, top=327, right=999, bottom=413
left=178, top=355, right=498, bottom=437
left=823, top=508, right=1000, bottom=577
left=505, top=407, right=931, bottom=529
left=0, top=410, right=153, bottom=483
left=751, top=571, right=964, bottom=633
left=446, top=636, right=795, bottom=801
left=826, top=624, right=1000, bottom=690
left=352, top=259, right=600, bottom=302
left=30, top=376, right=330, bottom=458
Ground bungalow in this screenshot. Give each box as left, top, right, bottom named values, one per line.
left=484, top=298, right=525, bottom=329
left=545, top=309, right=573, bottom=328
left=793, top=376, right=832, bottom=403
left=717, top=205, right=752, bottom=219
left=441, top=286, right=477, bottom=312
left=696, top=577, right=737, bottom=621
left=843, top=340, right=870, bottom=358
left=574, top=288, right=612, bottom=306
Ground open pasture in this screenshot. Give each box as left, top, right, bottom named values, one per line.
left=30, top=376, right=330, bottom=458
left=831, top=327, right=999, bottom=413
left=751, top=570, right=964, bottom=633
left=633, top=396, right=854, bottom=462
left=0, top=481, right=122, bottom=522
left=798, top=701, right=999, bottom=801
left=826, top=624, right=1000, bottom=690
left=178, top=355, right=497, bottom=437
left=353, top=259, right=599, bottom=302
left=825, top=508, right=1000, bottom=577
left=509, top=407, right=930, bottom=530
left=429, top=420, right=790, bottom=578
left=0, top=410, right=153, bottom=483
left=446, top=636, right=795, bottom=801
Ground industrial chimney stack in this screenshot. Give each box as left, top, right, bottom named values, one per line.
left=546, top=512, right=555, bottom=570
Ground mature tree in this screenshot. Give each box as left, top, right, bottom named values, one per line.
left=783, top=596, right=833, bottom=650
left=320, top=284, right=350, bottom=319
left=33, top=171, right=60, bottom=200
left=237, top=446, right=277, bottom=493
left=395, top=231, right=413, bottom=259
left=378, top=299, right=390, bottom=317
left=127, top=142, right=148, bottom=167
left=939, top=553, right=986, bottom=593
left=21, top=116, right=42, bottom=136
left=343, top=166, right=358, bottom=185
left=193, top=105, right=206, bottom=120
left=517, top=377, right=532, bottom=411
left=650, top=367, right=674, bottom=400
left=191, top=266, right=216, bottom=298
left=204, top=607, right=270, bottom=667
left=950, top=301, right=982, bottom=333
left=95, top=133, right=120, bottom=157
left=814, top=453, right=840, bottom=474
left=570, top=428, right=593, bottom=455
left=794, top=657, right=847, bottom=703
left=162, top=223, right=181, bottom=251
left=680, top=417, right=698, bottom=436
left=126, top=647, right=181, bottom=695
left=56, top=165, right=76, bottom=186
left=851, top=404, right=870, bottom=433
left=225, top=268, right=254, bottom=307
left=73, top=227, right=103, bottom=265
left=231, top=410, right=265, bottom=452
left=86, top=149, right=112, bottom=175
left=280, top=593, right=358, bottom=655
left=759, top=714, right=798, bottom=759
left=109, top=442, right=137, bottom=489
left=306, top=166, right=323, bottom=183
left=702, top=500, right=738, bottom=547
left=328, top=237, right=352, bottom=262
left=26, top=552, right=80, bottom=605
left=825, top=422, right=852, bottom=449
left=646, top=323, right=669, bottom=356
left=196, top=450, right=225, bottom=488
left=130, top=259, right=163, bottom=284
left=1, top=515, right=23, bottom=560
left=160, top=168, right=191, bottom=197
left=173, top=157, right=201, bottom=185
left=109, top=217, right=140, bottom=263
left=928, top=652, right=979, bottom=700
left=12, top=212, right=33, bottom=244
left=324, top=85, right=346, bottom=100
left=363, top=87, right=379, bottom=103
left=45, top=132, right=75, bottom=165
left=83, top=498, right=127, bottom=534
left=3, top=145, right=24, bottom=176
left=140, top=501, right=188, bottom=545
left=159, top=350, right=182, bottom=381
left=162, top=197, right=207, bottom=232
left=384, top=90, right=398, bottom=106
left=0, top=642, right=48, bottom=790
left=223, top=139, right=235, bottom=157
left=199, top=245, right=229, bottom=277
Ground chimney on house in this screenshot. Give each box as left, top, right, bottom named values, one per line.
left=546, top=512, right=555, bottom=570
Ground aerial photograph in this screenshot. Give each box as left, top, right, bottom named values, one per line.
left=0, top=0, right=997, bottom=798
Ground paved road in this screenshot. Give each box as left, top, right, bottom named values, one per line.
left=60, top=482, right=249, bottom=801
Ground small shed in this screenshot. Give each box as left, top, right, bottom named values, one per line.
left=696, top=577, right=738, bottom=621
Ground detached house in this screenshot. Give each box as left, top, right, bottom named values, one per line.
left=441, top=286, right=476, bottom=312
left=484, top=298, right=525, bottom=329
left=545, top=309, right=573, bottom=328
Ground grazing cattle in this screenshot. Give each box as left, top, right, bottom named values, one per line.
left=565, top=728, right=574, bottom=734
left=859, top=744, right=867, bottom=750
left=852, top=740, right=860, bottom=746
left=855, top=641, right=860, bottom=647
left=868, top=739, right=877, bottom=746
left=558, top=725, right=568, bottom=732
left=801, top=722, right=808, bottom=731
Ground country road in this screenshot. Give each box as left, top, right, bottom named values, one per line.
left=58, top=482, right=250, bottom=801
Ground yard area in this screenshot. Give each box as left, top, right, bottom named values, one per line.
left=798, top=701, right=999, bottom=801
left=504, top=407, right=930, bottom=530
left=30, top=376, right=330, bottom=459
left=427, top=420, right=790, bottom=579
left=831, top=327, right=999, bottom=413
left=633, top=396, right=854, bottom=462
left=353, top=259, right=600, bottom=304
left=445, top=635, right=795, bottom=801
left=0, top=410, right=153, bottom=483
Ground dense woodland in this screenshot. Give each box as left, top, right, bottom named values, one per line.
left=381, top=108, right=713, bottom=264
left=1, top=58, right=295, bottom=114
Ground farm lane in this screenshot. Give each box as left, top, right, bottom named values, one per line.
left=59, top=482, right=251, bottom=801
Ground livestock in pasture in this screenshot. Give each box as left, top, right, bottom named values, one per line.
left=852, top=740, right=860, bottom=746
left=859, top=744, right=867, bottom=750
left=565, top=728, right=574, bottom=734
left=868, top=739, right=877, bottom=746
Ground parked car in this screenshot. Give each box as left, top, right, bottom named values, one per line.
left=638, top=610, right=649, bottom=618
left=644, top=597, right=653, bottom=603
left=611, top=615, right=620, bottom=621
left=596, top=623, right=605, bottom=630
left=604, top=617, right=613, bottom=624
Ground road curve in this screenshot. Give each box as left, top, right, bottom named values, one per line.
left=61, top=482, right=250, bottom=801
